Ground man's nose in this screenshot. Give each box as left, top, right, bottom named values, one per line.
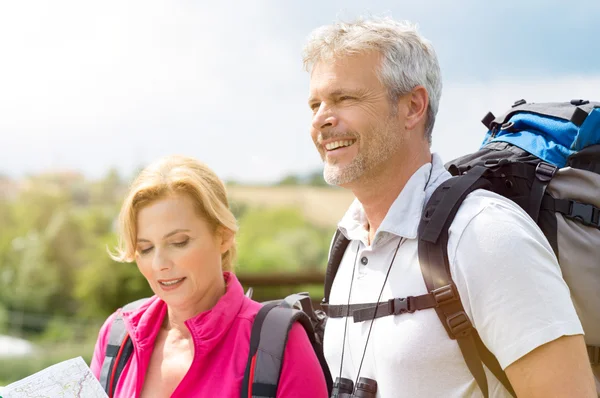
left=312, top=104, right=339, bottom=131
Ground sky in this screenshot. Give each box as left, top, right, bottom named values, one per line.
left=0, top=0, right=599, bottom=183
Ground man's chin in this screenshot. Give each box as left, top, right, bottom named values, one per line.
left=323, top=165, right=361, bottom=187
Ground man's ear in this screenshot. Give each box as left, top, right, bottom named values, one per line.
left=218, top=227, right=235, bottom=254
left=403, top=85, right=429, bottom=132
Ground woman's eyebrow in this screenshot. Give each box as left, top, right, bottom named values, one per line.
left=136, top=228, right=191, bottom=243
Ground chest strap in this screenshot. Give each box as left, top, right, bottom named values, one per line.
left=321, top=291, right=439, bottom=323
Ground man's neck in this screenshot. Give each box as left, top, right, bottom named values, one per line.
left=350, top=150, right=432, bottom=244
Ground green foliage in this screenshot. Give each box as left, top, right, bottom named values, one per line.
left=74, top=235, right=153, bottom=319
left=0, top=171, right=337, bottom=384
left=276, top=175, right=300, bottom=186
left=0, top=304, right=8, bottom=334
left=236, top=206, right=330, bottom=273
left=306, top=170, right=328, bottom=187
left=274, top=169, right=329, bottom=187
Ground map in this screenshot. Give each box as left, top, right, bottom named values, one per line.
left=0, top=357, right=108, bottom=398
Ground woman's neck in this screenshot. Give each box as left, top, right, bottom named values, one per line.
left=163, top=277, right=227, bottom=336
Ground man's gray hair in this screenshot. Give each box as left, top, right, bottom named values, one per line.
left=302, top=17, right=442, bottom=144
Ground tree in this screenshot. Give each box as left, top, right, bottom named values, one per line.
left=235, top=206, right=330, bottom=274
left=306, top=170, right=328, bottom=187
left=276, top=175, right=300, bottom=186
left=74, top=233, right=153, bottom=319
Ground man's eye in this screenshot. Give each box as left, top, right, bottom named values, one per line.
left=310, top=103, right=321, bottom=111
left=339, top=96, right=354, bottom=101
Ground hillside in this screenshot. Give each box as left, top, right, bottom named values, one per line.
left=227, top=185, right=356, bottom=228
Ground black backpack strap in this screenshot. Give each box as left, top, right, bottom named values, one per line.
left=99, top=298, right=149, bottom=397
left=529, top=162, right=557, bottom=223
left=323, top=229, right=351, bottom=307
left=418, top=166, right=516, bottom=398
left=280, top=292, right=328, bottom=347
left=542, top=196, right=600, bottom=229
left=241, top=303, right=333, bottom=398
left=322, top=292, right=438, bottom=322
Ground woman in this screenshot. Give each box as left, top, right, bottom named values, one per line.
left=90, top=155, right=329, bottom=397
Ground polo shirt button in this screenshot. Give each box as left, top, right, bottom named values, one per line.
left=360, top=256, right=368, bottom=265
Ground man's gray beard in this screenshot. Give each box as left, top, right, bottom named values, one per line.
left=323, top=156, right=367, bottom=186
left=321, top=109, right=401, bottom=187
left=322, top=127, right=400, bottom=186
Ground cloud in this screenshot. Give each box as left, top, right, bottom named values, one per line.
left=432, top=76, right=600, bottom=162
left=0, top=1, right=598, bottom=182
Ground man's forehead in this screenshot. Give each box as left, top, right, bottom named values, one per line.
left=309, top=54, right=381, bottom=95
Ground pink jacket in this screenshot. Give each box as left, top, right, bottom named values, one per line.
left=90, top=272, right=329, bottom=397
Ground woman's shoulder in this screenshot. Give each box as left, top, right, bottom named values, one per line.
left=93, top=297, right=160, bottom=352
left=236, top=296, right=263, bottom=323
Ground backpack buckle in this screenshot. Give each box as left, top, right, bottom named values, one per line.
left=446, top=311, right=472, bottom=338
left=535, top=162, right=557, bottom=182
left=432, top=284, right=459, bottom=306
left=568, top=201, right=598, bottom=228
left=392, top=297, right=415, bottom=315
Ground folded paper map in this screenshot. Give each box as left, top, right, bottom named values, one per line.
left=0, top=356, right=107, bottom=398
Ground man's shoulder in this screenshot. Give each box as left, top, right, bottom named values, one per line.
left=448, top=189, right=552, bottom=260
left=453, top=189, right=538, bottom=233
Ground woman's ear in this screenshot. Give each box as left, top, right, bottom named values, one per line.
left=218, top=227, right=235, bottom=254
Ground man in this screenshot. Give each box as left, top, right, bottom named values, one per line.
left=303, top=17, right=596, bottom=397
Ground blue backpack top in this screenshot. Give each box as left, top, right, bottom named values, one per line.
left=481, top=99, right=600, bottom=168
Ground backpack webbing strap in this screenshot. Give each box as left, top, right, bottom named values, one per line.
left=542, top=196, right=600, bottom=229
left=242, top=305, right=333, bottom=398
left=528, top=162, right=557, bottom=223
left=322, top=292, right=438, bottom=322
left=323, top=229, right=350, bottom=306
left=418, top=169, right=516, bottom=398
left=99, top=315, right=128, bottom=397
left=99, top=298, right=149, bottom=397
left=242, top=302, right=280, bottom=398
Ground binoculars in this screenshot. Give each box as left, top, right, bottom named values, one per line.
left=331, top=377, right=377, bottom=398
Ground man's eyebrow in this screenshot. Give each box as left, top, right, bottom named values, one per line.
left=309, top=88, right=366, bottom=103
left=136, top=229, right=190, bottom=243
left=330, top=88, right=364, bottom=97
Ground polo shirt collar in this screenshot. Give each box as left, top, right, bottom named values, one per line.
left=338, top=153, right=451, bottom=244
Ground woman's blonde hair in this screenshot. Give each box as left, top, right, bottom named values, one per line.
left=111, top=155, right=238, bottom=272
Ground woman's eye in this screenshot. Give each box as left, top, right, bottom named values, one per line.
left=172, top=239, right=189, bottom=248
left=139, top=247, right=153, bottom=255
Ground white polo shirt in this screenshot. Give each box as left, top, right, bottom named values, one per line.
left=323, top=153, right=583, bottom=397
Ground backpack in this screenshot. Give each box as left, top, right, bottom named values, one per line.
left=321, top=99, right=600, bottom=397
left=99, top=291, right=333, bottom=398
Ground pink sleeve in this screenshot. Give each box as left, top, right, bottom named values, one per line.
left=276, top=322, right=329, bottom=398
left=90, top=312, right=118, bottom=380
